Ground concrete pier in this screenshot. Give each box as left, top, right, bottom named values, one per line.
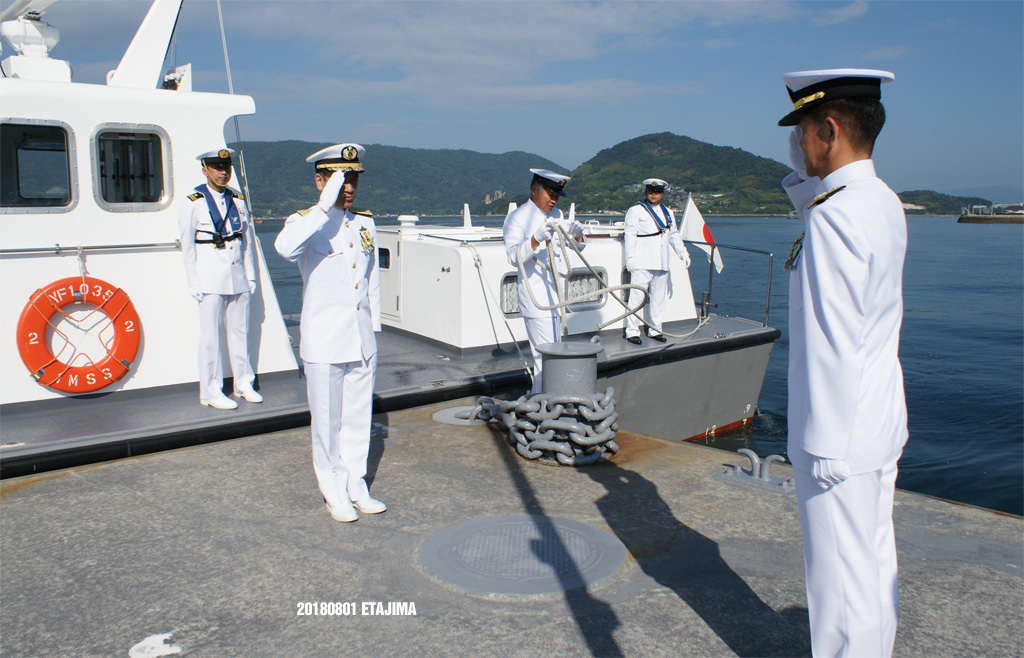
left=1, top=398, right=1021, bottom=657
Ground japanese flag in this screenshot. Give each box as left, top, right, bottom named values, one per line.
left=680, top=194, right=723, bottom=273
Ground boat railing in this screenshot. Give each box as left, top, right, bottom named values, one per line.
left=0, top=241, right=182, bottom=257
left=684, top=240, right=774, bottom=327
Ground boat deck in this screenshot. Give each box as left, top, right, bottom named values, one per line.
left=0, top=314, right=778, bottom=478
left=1, top=398, right=1019, bottom=657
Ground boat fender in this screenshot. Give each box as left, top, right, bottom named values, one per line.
left=16, top=276, right=142, bottom=395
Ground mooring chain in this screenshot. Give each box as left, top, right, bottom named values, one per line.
left=466, top=389, right=620, bottom=466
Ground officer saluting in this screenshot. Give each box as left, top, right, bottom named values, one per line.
left=275, top=143, right=385, bottom=523
left=178, top=147, right=261, bottom=410
left=779, top=69, right=907, bottom=657
left=623, top=178, right=690, bottom=344
left=502, top=169, right=586, bottom=394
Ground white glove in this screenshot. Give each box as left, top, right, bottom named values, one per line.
left=680, top=249, right=691, bottom=268
left=317, top=170, right=347, bottom=212
left=811, top=457, right=850, bottom=490
left=625, top=258, right=635, bottom=272
left=248, top=280, right=256, bottom=295
left=189, top=287, right=204, bottom=303
left=532, top=223, right=554, bottom=244
left=789, top=127, right=808, bottom=180
left=566, top=219, right=585, bottom=240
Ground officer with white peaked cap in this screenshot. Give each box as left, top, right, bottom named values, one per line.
left=779, top=69, right=907, bottom=658
left=502, top=169, right=586, bottom=394
left=623, top=178, right=690, bottom=344
left=275, top=143, right=386, bottom=523
left=178, top=147, right=261, bottom=410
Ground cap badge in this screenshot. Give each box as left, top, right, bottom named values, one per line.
left=342, top=146, right=358, bottom=161
left=218, top=149, right=230, bottom=159
left=793, top=91, right=825, bottom=112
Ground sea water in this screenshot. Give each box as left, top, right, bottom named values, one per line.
left=256, top=215, right=1023, bottom=515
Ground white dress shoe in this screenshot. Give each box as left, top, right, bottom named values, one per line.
left=234, top=387, right=264, bottom=403
left=326, top=501, right=358, bottom=523
left=200, top=395, right=238, bottom=410
left=352, top=497, right=387, bottom=514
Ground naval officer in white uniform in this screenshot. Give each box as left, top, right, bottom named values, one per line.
left=274, top=143, right=386, bottom=523
left=502, top=169, right=586, bottom=394
left=779, top=69, right=908, bottom=657
left=623, top=178, right=690, bottom=344
left=178, top=148, right=261, bottom=410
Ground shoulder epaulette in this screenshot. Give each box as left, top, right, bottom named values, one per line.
left=808, top=185, right=846, bottom=209
left=187, top=191, right=204, bottom=201
left=351, top=208, right=373, bottom=217
left=297, top=206, right=315, bottom=217
left=227, top=187, right=244, bottom=202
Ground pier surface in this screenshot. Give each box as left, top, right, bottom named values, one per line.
left=2, top=398, right=1021, bottom=657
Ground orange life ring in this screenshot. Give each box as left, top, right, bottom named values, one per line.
left=16, top=276, right=141, bottom=394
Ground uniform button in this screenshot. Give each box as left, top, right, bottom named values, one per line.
left=356, top=304, right=361, bottom=310
left=349, top=242, right=354, bottom=248
left=352, top=263, right=357, bottom=269
left=354, top=284, right=359, bottom=289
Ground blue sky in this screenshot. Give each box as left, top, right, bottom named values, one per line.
left=20, top=0, right=1024, bottom=201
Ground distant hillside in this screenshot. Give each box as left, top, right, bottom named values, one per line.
left=566, top=132, right=793, bottom=214
left=897, top=190, right=991, bottom=215
left=231, top=140, right=566, bottom=217
left=231, top=136, right=977, bottom=218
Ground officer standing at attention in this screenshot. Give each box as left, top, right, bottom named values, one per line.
left=274, top=144, right=386, bottom=523
left=623, top=178, right=690, bottom=344
left=779, top=69, right=907, bottom=657
left=503, top=169, right=586, bottom=394
left=178, top=147, right=261, bottom=410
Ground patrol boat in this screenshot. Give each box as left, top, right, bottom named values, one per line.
left=0, top=0, right=778, bottom=476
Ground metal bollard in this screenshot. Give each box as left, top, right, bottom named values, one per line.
left=536, top=341, right=604, bottom=396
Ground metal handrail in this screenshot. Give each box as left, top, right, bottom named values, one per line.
left=0, top=241, right=181, bottom=256
left=683, top=240, right=774, bottom=327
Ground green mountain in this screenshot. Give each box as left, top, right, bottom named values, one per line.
left=568, top=132, right=792, bottom=215
left=230, top=140, right=566, bottom=218
left=897, top=190, right=991, bottom=215
left=231, top=134, right=981, bottom=218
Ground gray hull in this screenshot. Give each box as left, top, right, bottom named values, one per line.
left=0, top=313, right=777, bottom=477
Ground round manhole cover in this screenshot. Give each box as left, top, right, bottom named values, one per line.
left=421, top=515, right=626, bottom=595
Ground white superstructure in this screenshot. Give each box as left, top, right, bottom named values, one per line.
left=0, top=0, right=296, bottom=405
left=376, top=219, right=697, bottom=351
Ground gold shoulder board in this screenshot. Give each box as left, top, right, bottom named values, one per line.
left=296, top=206, right=315, bottom=217
left=187, top=191, right=204, bottom=201
left=808, top=185, right=847, bottom=209
left=351, top=207, right=373, bottom=217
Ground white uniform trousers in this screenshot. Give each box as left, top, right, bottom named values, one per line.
left=304, top=356, right=377, bottom=508
left=795, top=458, right=900, bottom=658
left=197, top=292, right=254, bottom=401
left=625, top=269, right=668, bottom=338
left=523, top=314, right=560, bottom=395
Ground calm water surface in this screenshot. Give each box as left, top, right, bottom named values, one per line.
left=257, top=215, right=1023, bottom=515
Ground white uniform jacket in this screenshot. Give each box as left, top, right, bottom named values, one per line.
left=623, top=202, right=687, bottom=271
left=503, top=199, right=587, bottom=318
left=275, top=205, right=381, bottom=364
left=178, top=185, right=255, bottom=294
left=784, top=159, right=908, bottom=474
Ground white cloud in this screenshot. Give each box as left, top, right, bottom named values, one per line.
left=813, top=0, right=869, bottom=26
left=703, top=38, right=736, bottom=50
left=860, top=45, right=908, bottom=62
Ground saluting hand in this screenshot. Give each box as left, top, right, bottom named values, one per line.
left=789, top=127, right=808, bottom=180
left=317, top=171, right=347, bottom=213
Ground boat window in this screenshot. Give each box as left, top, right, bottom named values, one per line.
left=500, top=274, right=520, bottom=316
left=95, top=130, right=166, bottom=206
left=566, top=268, right=607, bottom=312
left=0, top=123, right=72, bottom=209
left=379, top=248, right=390, bottom=270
